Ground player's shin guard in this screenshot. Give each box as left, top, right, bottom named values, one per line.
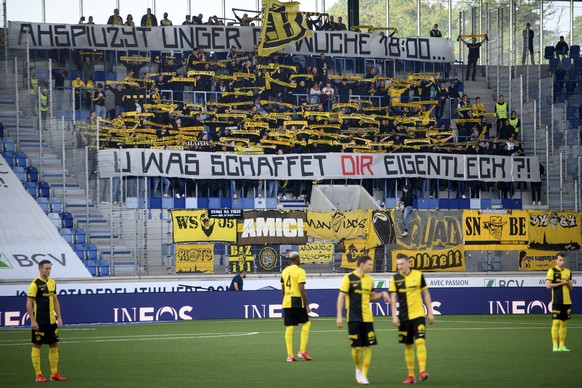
left=404, top=344, right=415, bottom=376
left=49, top=347, right=59, bottom=375
left=361, top=346, right=372, bottom=377
left=559, top=320, right=567, bottom=347
left=416, top=338, right=427, bottom=372
left=285, top=326, right=294, bottom=357
left=351, top=347, right=362, bottom=370
left=31, top=347, right=42, bottom=375
left=551, top=320, right=560, bottom=348
left=299, top=321, right=311, bottom=352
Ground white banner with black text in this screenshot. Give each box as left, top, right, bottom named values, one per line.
left=98, top=149, right=540, bottom=182
left=8, top=22, right=455, bottom=62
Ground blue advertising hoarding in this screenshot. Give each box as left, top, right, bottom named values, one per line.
left=1, top=288, right=580, bottom=327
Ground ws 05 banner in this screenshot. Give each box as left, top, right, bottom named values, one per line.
left=528, top=210, right=581, bottom=251
left=172, top=210, right=237, bottom=243
left=238, top=210, right=307, bottom=245
left=99, top=149, right=540, bottom=182
left=175, top=244, right=214, bottom=273
left=9, top=22, right=454, bottom=62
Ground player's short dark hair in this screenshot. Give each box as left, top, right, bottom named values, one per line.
left=556, top=252, right=566, bottom=259
left=396, top=253, right=409, bottom=261
left=38, top=260, right=52, bottom=268
left=357, top=255, right=371, bottom=266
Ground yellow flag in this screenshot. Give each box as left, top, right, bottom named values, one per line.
left=258, top=0, right=313, bottom=57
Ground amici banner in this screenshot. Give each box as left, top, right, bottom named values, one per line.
left=8, top=22, right=455, bottom=62
left=2, top=287, right=581, bottom=326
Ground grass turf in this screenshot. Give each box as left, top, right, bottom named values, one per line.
left=0, top=315, right=580, bottom=387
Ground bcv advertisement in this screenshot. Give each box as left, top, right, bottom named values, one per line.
left=1, top=288, right=580, bottom=327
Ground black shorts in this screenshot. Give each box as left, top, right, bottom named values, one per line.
left=398, top=317, right=426, bottom=345
left=31, top=323, right=59, bottom=345
left=348, top=322, right=377, bottom=348
left=283, top=308, right=309, bottom=326
left=552, top=304, right=572, bottom=321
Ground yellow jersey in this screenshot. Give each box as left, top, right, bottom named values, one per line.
left=280, top=264, right=306, bottom=308
left=339, top=271, right=375, bottom=322
left=389, top=269, right=427, bottom=321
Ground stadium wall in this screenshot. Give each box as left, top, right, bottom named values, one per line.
left=1, top=275, right=580, bottom=326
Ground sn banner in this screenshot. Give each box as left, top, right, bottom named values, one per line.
left=299, top=242, right=333, bottom=263
left=307, top=210, right=369, bottom=241
left=392, top=245, right=466, bottom=272
left=463, top=210, right=529, bottom=247
left=341, top=240, right=375, bottom=270
left=238, top=210, right=307, bottom=245
left=175, top=244, right=214, bottom=273
left=528, top=210, right=581, bottom=251
left=228, top=245, right=254, bottom=273
left=258, top=0, right=312, bottom=56
left=172, top=210, right=237, bottom=243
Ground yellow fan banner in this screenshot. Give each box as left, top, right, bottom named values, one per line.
left=172, top=210, right=237, bottom=243
left=463, top=210, right=529, bottom=247
left=175, top=244, right=214, bottom=273
left=307, top=210, right=369, bottom=241
left=391, top=245, right=466, bottom=272
left=299, top=242, right=333, bottom=263
left=258, top=0, right=313, bottom=57
left=341, top=240, right=375, bottom=270
left=528, top=210, right=581, bottom=251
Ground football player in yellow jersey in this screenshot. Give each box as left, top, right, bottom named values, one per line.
left=26, top=260, right=67, bottom=383
left=389, top=253, right=434, bottom=385
left=336, top=255, right=389, bottom=385
left=546, top=252, right=573, bottom=352
left=280, top=251, right=312, bottom=362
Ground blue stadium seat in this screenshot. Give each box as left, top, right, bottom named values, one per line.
left=73, top=227, right=86, bottom=244
left=25, top=166, right=38, bottom=182
left=98, top=259, right=110, bottom=276
left=14, top=152, right=27, bottom=167
left=85, top=260, right=97, bottom=276
left=24, top=181, right=37, bottom=197
left=59, top=228, right=73, bottom=245
left=568, top=69, right=578, bottom=82
left=36, top=197, right=50, bottom=214
left=2, top=137, right=15, bottom=152
left=13, top=166, right=26, bottom=183
left=48, top=212, right=62, bottom=228
left=1, top=151, right=14, bottom=167
left=562, top=57, right=572, bottom=71
left=72, top=243, right=85, bottom=260
left=571, top=45, right=580, bottom=58
left=567, top=107, right=577, bottom=121
left=571, top=94, right=581, bottom=107
left=548, top=58, right=560, bottom=72
left=544, top=46, right=555, bottom=60
left=38, top=181, right=51, bottom=197
left=60, top=212, right=74, bottom=228
left=555, top=69, right=565, bottom=84
left=85, top=244, right=98, bottom=261
left=566, top=81, right=577, bottom=95
left=49, top=197, right=62, bottom=213
left=553, top=82, right=563, bottom=97
left=574, top=57, right=582, bottom=72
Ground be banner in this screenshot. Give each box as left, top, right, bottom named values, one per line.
left=463, top=210, right=528, bottom=246
left=172, top=210, right=237, bottom=243
left=392, top=245, right=466, bottom=272
left=175, top=244, right=214, bottom=273
left=299, top=243, right=333, bottom=263
left=237, top=210, right=307, bottom=245
left=307, top=210, right=369, bottom=241
left=528, top=210, right=581, bottom=251
left=341, top=240, right=375, bottom=270
left=228, top=245, right=254, bottom=273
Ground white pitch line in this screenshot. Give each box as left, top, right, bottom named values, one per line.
left=0, top=331, right=260, bottom=347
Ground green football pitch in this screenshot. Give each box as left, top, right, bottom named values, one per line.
left=1, top=315, right=580, bottom=387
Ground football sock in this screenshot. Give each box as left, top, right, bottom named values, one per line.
left=49, top=347, right=59, bottom=375
left=559, top=321, right=567, bottom=347
left=351, top=347, right=362, bottom=371
left=285, top=326, right=294, bottom=357
left=31, top=347, right=42, bottom=375
left=404, top=344, right=415, bottom=377
left=551, top=320, right=560, bottom=348
left=299, top=321, right=311, bottom=353
left=361, top=347, right=372, bottom=377
left=416, top=339, right=427, bottom=372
